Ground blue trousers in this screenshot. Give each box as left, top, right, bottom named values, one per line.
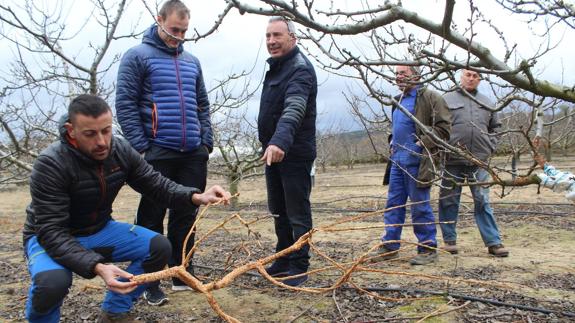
left=25, top=220, right=171, bottom=323
left=438, top=165, right=502, bottom=246
left=265, top=160, right=313, bottom=272
left=383, top=164, right=437, bottom=252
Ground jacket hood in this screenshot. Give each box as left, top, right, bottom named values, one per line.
left=142, top=24, right=183, bottom=55
left=58, top=113, right=70, bottom=143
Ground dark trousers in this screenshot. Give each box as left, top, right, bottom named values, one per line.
left=136, top=150, right=208, bottom=284
left=265, top=160, right=313, bottom=272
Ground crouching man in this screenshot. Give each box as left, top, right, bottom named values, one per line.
left=23, top=94, right=230, bottom=322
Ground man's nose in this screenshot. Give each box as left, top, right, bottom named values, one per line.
left=95, top=134, right=106, bottom=145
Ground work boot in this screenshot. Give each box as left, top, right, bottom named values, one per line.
left=488, top=244, right=509, bottom=257
left=265, top=261, right=290, bottom=278
left=96, top=311, right=139, bottom=323
left=409, top=251, right=438, bottom=265
left=441, top=241, right=459, bottom=255
left=368, top=245, right=399, bottom=263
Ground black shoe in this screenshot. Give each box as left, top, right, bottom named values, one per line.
left=283, top=270, right=308, bottom=287
left=265, top=261, right=290, bottom=278
left=143, top=285, right=169, bottom=306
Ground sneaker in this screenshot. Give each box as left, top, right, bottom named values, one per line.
left=143, top=285, right=169, bottom=306
left=96, top=311, right=139, bottom=323
left=283, top=271, right=308, bottom=287
left=265, top=261, right=290, bottom=278
left=171, top=279, right=194, bottom=291
left=409, top=251, right=438, bottom=265
left=488, top=244, right=509, bottom=257
left=368, top=245, right=399, bottom=263
left=441, top=241, right=459, bottom=255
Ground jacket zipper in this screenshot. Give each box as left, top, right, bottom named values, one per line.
left=152, top=102, right=158, bottom=138
left=92, top=164, right=107, bottom=221
left=174, top=54, right=186, bottom=151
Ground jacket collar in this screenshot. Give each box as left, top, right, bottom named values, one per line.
left=266, top=46, right=300, bottom=68
left=142, top=24, right=184, bottom=56
left=394, top=85, right=424, bottom=101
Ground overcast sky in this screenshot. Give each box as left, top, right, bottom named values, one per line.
left=1, top=0, right=573, bottom=130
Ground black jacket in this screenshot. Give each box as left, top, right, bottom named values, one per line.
left=23, top=116, right=200, bottom=278
left=258, top=46, right=317, bottom=161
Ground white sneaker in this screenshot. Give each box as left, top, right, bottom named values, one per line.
left=171, top=284, right=193, bottom=291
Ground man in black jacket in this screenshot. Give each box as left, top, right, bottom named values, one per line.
left=23, top=95, right=229, bottom=322
left=258, top=17, right=317, bottom=287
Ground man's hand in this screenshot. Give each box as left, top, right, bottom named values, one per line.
left=94, top=263, right=137, bottom=294
left=191, top=185, right=231, bottom=206
left=261, top=145, right=285, bottom=166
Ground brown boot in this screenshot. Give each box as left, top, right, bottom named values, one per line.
left=368, top=245, right=399, bottom=263
left=96, top=311, right=139, bottom=323
left=441, top=241, right=458, bottom=254
left=488, top=244, right=509, bottom=257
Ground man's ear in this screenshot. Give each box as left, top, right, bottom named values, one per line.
left=64, top=122, right=75, bottom=138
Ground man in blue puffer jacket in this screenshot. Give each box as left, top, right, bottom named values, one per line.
left=115, top=0, right=212, bottom=305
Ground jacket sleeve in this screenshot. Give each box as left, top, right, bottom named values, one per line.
left=194, top=58, right=213, bottom=152
left=119, top=139, right=200, bottom=206
left=30, top=155, right=104, bottom=279
left=268, top=66, right=314, bottom=153
left=116, top=49, right=150, bottom=153
left=488, top=111, right=502, bottom=150
left=420, top=91, right=451, bottom=149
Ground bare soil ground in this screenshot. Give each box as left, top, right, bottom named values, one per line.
left=1, top=157, right=574, bottom=322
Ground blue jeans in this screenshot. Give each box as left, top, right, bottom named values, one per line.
left=265, top=160, right=313, bottom=272
left=438, top=165, right=502, bottom=246
left=25, top=221, right=170, bottom=322
left=383, top=163, right=437, bottom=253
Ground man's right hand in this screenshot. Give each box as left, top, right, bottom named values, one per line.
left=261, top=145, right=285, bottom=166
left=191, top=185, right=231, bottom=206
left=94, top=263, right=138, bottom=294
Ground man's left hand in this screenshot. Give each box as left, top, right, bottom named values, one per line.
left=94, top=263, right=137, bottom=294
left=261, top=145, right=285, bottom=166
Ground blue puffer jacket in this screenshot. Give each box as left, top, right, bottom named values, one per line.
left=258, top=46, right=317, bottom=161
left=115, top=25, right=213, bottom=153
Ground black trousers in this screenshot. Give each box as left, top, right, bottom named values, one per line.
left=265, top=160, right=313, bottom=272
left=136, top=148, right=208, bottom=280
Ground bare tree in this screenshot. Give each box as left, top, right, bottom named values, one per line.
left=223, top=0, right=575, bottom=185
left=0, top=0, right=138, bottom=184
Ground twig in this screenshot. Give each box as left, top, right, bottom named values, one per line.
left=332, top=289, right=349, bottom=323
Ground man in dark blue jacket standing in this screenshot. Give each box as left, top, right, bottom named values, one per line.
left=115, top=0, right=212, bottom=305
left=259, top=17, right=317, bottom=287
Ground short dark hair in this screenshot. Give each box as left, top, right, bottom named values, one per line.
left=68, top=94, right=111, bottom=122
left=159, top=0, right=190, bottom=19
